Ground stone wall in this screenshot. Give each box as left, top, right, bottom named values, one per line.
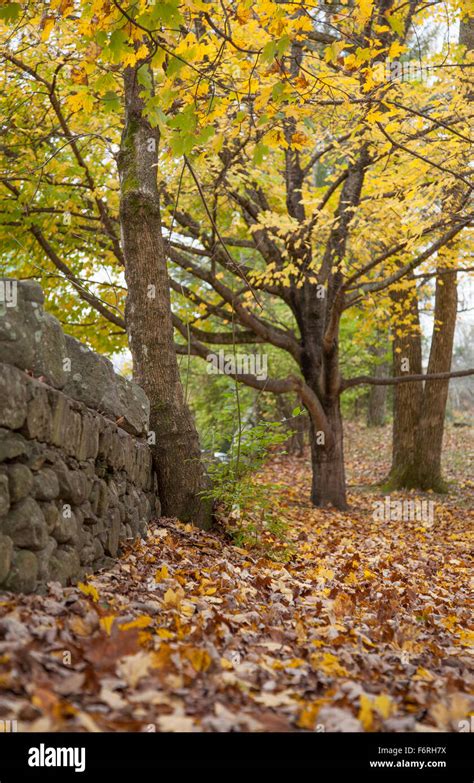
left=0, top=280, right=158, bottom=593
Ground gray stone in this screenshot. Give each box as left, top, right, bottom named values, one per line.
left=4, top=550, right=38, bottom=592
left=0, top=364, right=27, bottom=429
left=115, top=374, right=150, bottom=437
left=26, top=442, right=52, bottom=471
left=0, top=473, right=9, bottom=517
left=36, top=312, right=67, bottom=388
left=0, top=429, right=28, bottom=461
left=93, top=538, right=104, bottom=560
left=33, top=468, right=59, bottom=501
left=0, top=279, right=158, bottom=592
left=61, top=336, right=149, bottom=436
left=79, top=528, right=95, bottom=565
left=40, top=502, right=61, bottom=534
left=77, top=412, right=99, bottom=461
left=0, top=534, right=13, bottom=582
left=89, top=479, right=102, bottom=515
left=63, top=408, right=82, bottom=458
left=49, top=393, right=71, bottom=450
left=1, top=497, right=48, bottom=550
left=52, top=509, right=78, bottom=545
left=105, top=508, right=121, bottom=557
left=63, top=335, right=117, bottom=415
left=36, top=536, right=58, bottom=582
left=49, top=547, right=81, bottom=585
left=0, top=292, right=36, bottom=373
left=19, top=280, right=44, bottom=304
left=97, top=480, right=109, bottom=516
left=54, top=460, right=88, bottom=504
left=0, top=282, right=66, bottom=388
left=23, top=382, right=52, bottom=441
left=138, top=491, right=150, bottom=520
left=6, top=463, right=33, bottom=503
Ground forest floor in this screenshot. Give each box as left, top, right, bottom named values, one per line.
left=0, top=423, right=472, bottom=732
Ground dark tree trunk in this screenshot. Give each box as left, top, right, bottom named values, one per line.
left=310, top=396, right=347, bottom=509
left=414, top=270, right=457, bottom=490
left=295, top=280, right=348, bottom=509
left=386, top=271, right=458, bottom=492
left=367, top=341, right=389, bottom=427
left=277, top=395, right=307, bottom=455
left=385, top=281, right=423, bottom=489
left=118, top=66, right=211, bottom=527
left=386, top=17, right=468, bottom=493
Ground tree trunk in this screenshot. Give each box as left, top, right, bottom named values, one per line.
left=277, top=395, right=307, bottom=455
left=385, top=281, right=423, bottom=489
left=414, top=270, right=457, bottom=490
left=118, top=65, right=211, bottom=527
left=310, top=396, right=347, bottom=509
left=385, top=16, right=468, bottom=492
left=386, top=270, right=458, bottom=491
left=367, top=340, right=389, bottom=427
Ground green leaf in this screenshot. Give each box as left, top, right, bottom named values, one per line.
left=276, top=35, right=291, bottom=56
left=253, top=143, right=269, bottom=165
left=137, top=64, right=153, bottom=91
left=195, top=125, right=215, bottom=146
left=108, top=29, right=127, bottom=58
left=262, top=40, right=276, bottom=63
left=101, top=91, right=120, bottom=113
left=387, top=14, right=404, bottom=35
left=0, top=3, right=21, bottom=21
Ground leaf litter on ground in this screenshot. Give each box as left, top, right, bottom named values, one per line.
left=0, top=424, right=472, bottom=732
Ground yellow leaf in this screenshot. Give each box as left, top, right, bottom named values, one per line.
left=119, top=615, right=153, bottom=631
left=41, top=18, right=55, bottom=41
left=310, top=652, right=348, bottom=677
left=77, top=582, right=99, bottom=603
left=99, top=615, right=116, bottom=635
left=359, top=694, right=373, bottom=730
left=297, top=702, right=320, bottom=730
left=374, top=694, right=394, bottom=718
left=154, top=564, right=169, bottom=582
left=163, top=587, right=184, bottom=607
left=66, top=92, right=94, bottom=114
left=183, top=647, right=211, bottom=672
left=157, top=628, right=175, bottom=639
left=389, top=41, right=406, bottom=58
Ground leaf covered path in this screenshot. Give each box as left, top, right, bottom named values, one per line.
left=0, top=425, right=472, bottom=732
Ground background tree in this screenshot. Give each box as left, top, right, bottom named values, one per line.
left=386, top=14, right=473, bottom=490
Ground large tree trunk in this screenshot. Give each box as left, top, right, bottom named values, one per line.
left=414, top=270, right=457, bottom=490
left=296, top=282, right=348, bottom=509
left=118, top=66, right=211, bottom=527
left=385, top=281, right=423, bottom=489
left=310, top=396, right=347, bottom=509
left=386, top=271, right=458, bottom=491
left=385, top=16, right=469, bottom=492
left=367, top=339, right=389, bottom=427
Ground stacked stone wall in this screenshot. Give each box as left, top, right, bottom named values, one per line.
left=0, top=280, right=158, bottom=592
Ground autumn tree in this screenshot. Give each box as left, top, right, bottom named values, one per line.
left=159, top=0, right=474, bottom=507
left=1, top=0, right=472, bottom=510
left=387, top=13, right=473, bottom=491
